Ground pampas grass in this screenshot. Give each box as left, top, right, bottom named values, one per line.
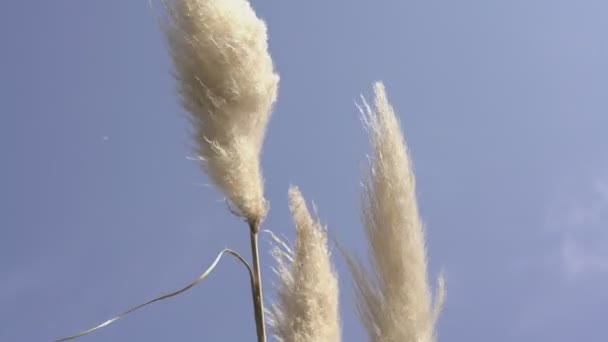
left=347, top=82, right=445, bottom=342
left=162, top=0, right=279, bottom=224
left=269, top=187, right=341, bottom=342
left=56, top=1, right=446, bottom=340
left=162, top=1, right=279, bottom=340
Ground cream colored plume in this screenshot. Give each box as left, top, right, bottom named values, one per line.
left=347, top=82, right=445, bottom=342
left=162, top=0, right=279, bottom=224
left=269, top=187, right=341, bottom=342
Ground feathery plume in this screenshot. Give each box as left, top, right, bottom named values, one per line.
left=347, top=82, right=444, bottom=342
left=269, top=187, right=341, bottom=342
left=161, top=0, right=279, bottom=224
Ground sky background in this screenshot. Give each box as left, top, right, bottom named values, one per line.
left=1, top=0, right=607, bottom=341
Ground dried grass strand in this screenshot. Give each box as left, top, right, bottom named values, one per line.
left=53, top=249, right=252, bottom=342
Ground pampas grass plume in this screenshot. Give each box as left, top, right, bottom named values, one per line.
left=348, top=82, right=444, bottom=342
left=269, top=186, right=341, bottom=342
left=162, top=0, right=279, bottom=224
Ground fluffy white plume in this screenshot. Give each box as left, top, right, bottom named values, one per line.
left=162, top=0, right=279, bottom=224
left=347, top=82, right=444, bottom=342
left=269, top=187, right=341, bottom=342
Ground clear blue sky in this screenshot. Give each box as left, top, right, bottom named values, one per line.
left=1, top=1, right=607, bottom=341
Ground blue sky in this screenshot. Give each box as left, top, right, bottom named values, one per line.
left=1, top=0, right=607, bottom=341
